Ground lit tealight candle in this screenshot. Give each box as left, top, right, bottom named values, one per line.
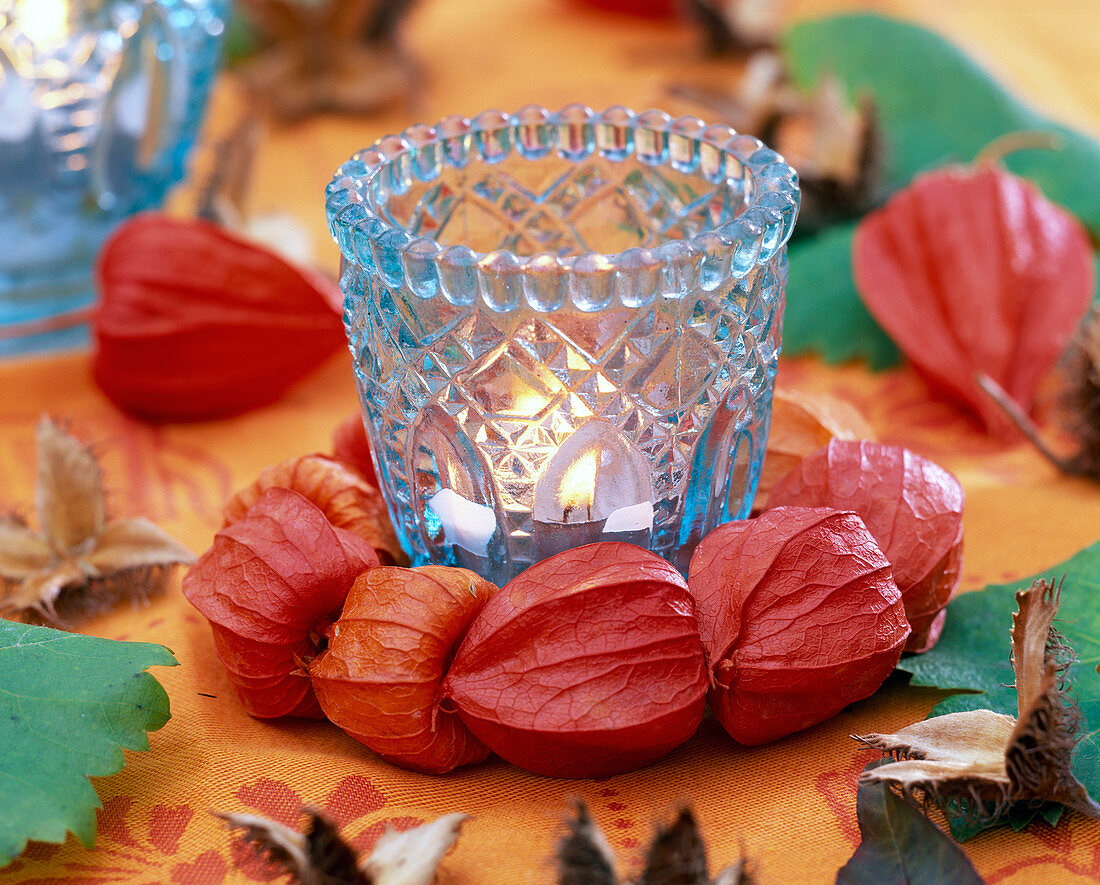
left=533, top=420, right=655, bottom=560
left=534, top=451, right=605, bottom=560
left=560, top=452, right=598, bottom=523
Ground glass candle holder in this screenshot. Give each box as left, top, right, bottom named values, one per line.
left=0, top=0, right=229, bottom=354
left=326, top=105, right=799, bottom=586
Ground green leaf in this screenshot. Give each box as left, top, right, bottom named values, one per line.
left=836, top=766, right=986, bottom=884
left=0, top=620, right=176, bottom=867
left=782, top=13, right=1100, bottom=236
left=778, top=14, right=1100, bottom=368
left=783, top=217, right=1099, bottom=372
left=898, top=540, right=1100, bottom=838
left=1039, top=803, right=1066, bottom=829
left=784, top=224, right=901, bottom=369
left=223, top=14, right=265, bottom=66
left=944, top=800, right=1063, bottom=843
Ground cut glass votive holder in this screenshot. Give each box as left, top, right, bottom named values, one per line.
left=326, top=105, right=800, bottom=586
left=0, top=0, right=229, bottom=354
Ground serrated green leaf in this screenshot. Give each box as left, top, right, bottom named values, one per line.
left=944, top=800, right=1063, bottom=843
left=1039, top=803, right=1066, bottom=829
left=784, top=224, right=901, bottom=369
left=897, top=540, right=1100, bottom=838
left=782, top=13, right=1100, bottom=236
left=837, top=765, right=985, bottom=884
left=0, top=620, right=177, bottom=867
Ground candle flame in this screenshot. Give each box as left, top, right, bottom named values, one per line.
left=15, top=0, right=69, bottom=49
left=560, top=451, right=597, bottom=522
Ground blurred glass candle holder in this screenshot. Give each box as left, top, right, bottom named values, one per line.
left=0, top=0, right=229, bottom=353
left=326, top=105, right=799, bottom=585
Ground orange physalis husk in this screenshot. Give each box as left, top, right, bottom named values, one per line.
left=853, top=164, right=1095, bottom=438
left=332, top=412, right=380, bottom=488
left=183, top=487, right=379, bottom=719
left=768, top=439, right=964, bottom=653
left=441, top=543, right=709, bottom=779
left=754, top=388, right=874, bottom=507
left=310, top=566, right=497, bottom=774
left=855, top=578, right=1100, bottom=823
left=223, top=453, right=405, bottom=566
left=978, top=308, right=1100, bottom=482
left=93, top=214, right=346, bottom=423
left=689, top=507, right=909, bottom=746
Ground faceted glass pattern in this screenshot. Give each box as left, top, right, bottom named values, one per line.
left=0, top=0, right=229, bottom=350
left=327, top=105, right=799, bottom=585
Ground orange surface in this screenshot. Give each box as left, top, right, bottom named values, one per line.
left=4, top=0, right=1100, bottom=882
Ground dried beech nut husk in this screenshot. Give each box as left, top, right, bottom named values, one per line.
left=223, top=453, right=405, bottom=566
left=309, top=566, right=497, bottom=774
left=441, top=543, right=709, bottom=778
left=688, top=507, right=909, bottom=746
left=856, top=578, right=1100, bottom=822
left=767, top=439, right=964, bottom=653
left=183, top=487, right=379, bottom=719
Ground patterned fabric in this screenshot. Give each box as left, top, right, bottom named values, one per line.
left=2, top=350, right=1098, bottom=883
left=3, top=0, right=1098, bottom=877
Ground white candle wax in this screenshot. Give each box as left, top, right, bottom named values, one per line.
left=427, top=488, right=497, bottom=557
left=603, top=501, right=654, bottom=534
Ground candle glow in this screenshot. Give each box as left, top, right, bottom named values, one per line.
left=329, top=107, right=798, bottom=583
left=560, top=451, right=597, bottom=522
left=512, top=389, right=550, bottom=418
left=13, top=0, right=70, bottom=49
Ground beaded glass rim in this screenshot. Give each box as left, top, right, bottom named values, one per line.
left=325, top=104, right=800, bottom=313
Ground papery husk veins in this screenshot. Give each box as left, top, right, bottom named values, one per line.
left=855, top=578, right=1100, bottom=820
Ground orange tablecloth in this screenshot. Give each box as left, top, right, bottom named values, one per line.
left=4, top=1, right=1100, bottom=882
